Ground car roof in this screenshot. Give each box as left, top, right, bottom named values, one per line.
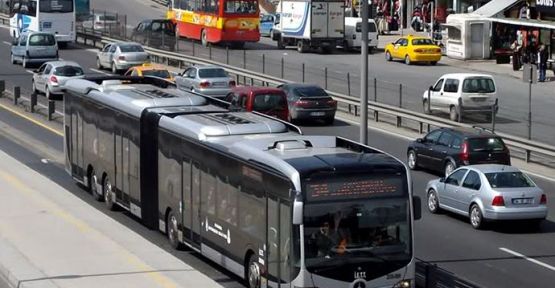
left=43, top=60, right=81, bottom=68
left=439, top=73, right=494, bottom=80
left=465, top=164, right=520, bottom=174
left=232, top=86, right=285, bottom=94
left=438, top=127, right=499, bottom=138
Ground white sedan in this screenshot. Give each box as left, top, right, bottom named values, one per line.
left=32, top=61, right=85, bottom=100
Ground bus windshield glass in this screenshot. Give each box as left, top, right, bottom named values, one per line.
left=224, top=0, right=258, bottom=15
left=303, top=174, right=412, bottom=281
left=40, top=0, right=74, bottom=13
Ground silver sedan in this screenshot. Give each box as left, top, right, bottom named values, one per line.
left=32, top=61, right=85, bottom=100
left=96, top=42, right=150, bottom=74
left=175, top=65, right=235, bottom=98
left=426, top=164, right=547, bottom=229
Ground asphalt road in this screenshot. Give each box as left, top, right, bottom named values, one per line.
left=81, top=0, right=555, bottom=145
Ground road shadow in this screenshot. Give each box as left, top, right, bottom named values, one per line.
left=428, top=111, right=520, bottom=125
left=296, top=118, right=351, bottom=127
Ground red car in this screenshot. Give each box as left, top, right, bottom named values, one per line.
left=226, top=86, right=289, bottom=121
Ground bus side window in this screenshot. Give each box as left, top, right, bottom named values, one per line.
left=201, top=168, right=216, bottom=215
left=216, top=176, right=237, bottom=226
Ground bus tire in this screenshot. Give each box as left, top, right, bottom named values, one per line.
left=201, top=29, right=208, bottom=47
left=246, top=253, right=261, bottom=288
left=167, top=210, right=183, bottom=250
left=103, top=176, right=116, bottom=211
left=90, top=169, right=102, bottom=201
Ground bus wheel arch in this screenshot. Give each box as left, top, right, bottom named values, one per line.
left=244, top=250, right=260, bottom=288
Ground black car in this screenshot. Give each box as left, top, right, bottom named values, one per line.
left=276, top=83, right=337, bottom=125
left=407, top=127, right=511, bottom=176
left=131, top=19, right=176, bottom=51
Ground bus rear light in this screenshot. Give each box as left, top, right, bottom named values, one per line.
left=199, top=81, right=210, bottom=88
left=492, top=195, right=505, bottom=206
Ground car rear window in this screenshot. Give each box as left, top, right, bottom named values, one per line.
left=355, top=22, right=377, bottom=33
left=462, top=78, right=495, bottom=93
left=294, top=86, right=328, bottom=97
left=485, top=172, right=535, bottom=188
left=468, top=137, right=506, bottom=152
left=54, top=66, right=84, bottom=76
left=412, top=38, right=434, bottom=45
left=119, top=44, right=144, bottom=52
left=199, top=68, right=228, bottom=78
left=142, top=69, right=171, bottom=79
left=253, top=93, right=287, bottom=111
left=99, top=15, right=118, bottom=21
left=28, top=34, right=56, bottom=46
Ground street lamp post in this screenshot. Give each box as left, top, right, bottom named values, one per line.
left=360, top=0, right=369, bottom=145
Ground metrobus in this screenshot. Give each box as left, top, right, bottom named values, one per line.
left=64, top=76, right=421, bottom=288
left=167, top=0, right=260, bottom=47
left=8, top=0, right=76, bottom=45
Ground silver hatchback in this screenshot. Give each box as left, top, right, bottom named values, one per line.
left=426, top=164, right=547, bottom=229
left=175, top=65, right=235, bottom=98
left=11, top=31, right=58, bottom=68
left=96, top=42, right=150, bottom=74
left=32, top=61, right=85, bottom=100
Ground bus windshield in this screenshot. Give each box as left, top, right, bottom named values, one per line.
left=303, top=174, right=412, bottom=281
left=40, top=0, right=74, bottom=13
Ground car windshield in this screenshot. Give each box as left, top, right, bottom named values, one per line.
left=485, top=172, right=535, bottom=188
left=119, top=44, right=144, bottom=52
left=199, top=68, right=227, bottom=78
left=142, top=69, right=171, bottom=79
left=294, top=86, right=328, bottom=97
left=253, top=93, right=287, bottom=111
left=462, top=78, right=495, bottom=93
left=28, top=34, right=55, bottom=46
left=468, top=137, right=506, bottom=152
left=411, top=38, right=434, bottom=45
left=54, top=66, right=84, bottom=77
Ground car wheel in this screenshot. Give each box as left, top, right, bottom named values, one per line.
left=385, top=51, right=392, bottom=61
left=269, top=29, right=274, bottom=39
left=46, top=88, right=52, bottom=100
left=470, top=204, right=484, bottom=229
left=449, top=106, right=459, bottom=122
left=404, top=55, right=412, bottom=65
left=407, top=150, right=419, bottom=170
left=167, top=211, right=183, bottom=250
left=96, top=57, right=102, bottom=69
left=201, top=29, right=208, bottom=47
left=190, top=86, right=196, bottom=93
left=10, top=53, right=16, bottom=64
left=22, top=57, right=28, bottom=68
left=430, top=61, right=438, bottom=65
left=111, top=62, right=118, bottom=74
left=103, top=177, right=116, bottom=211
left=427, top=189, right=440, bottom=214
left=246, top=254, right=261, bottom=288
left=297, top=40, right=307, bottom=53
left=444, top=161, right=456, bottom=176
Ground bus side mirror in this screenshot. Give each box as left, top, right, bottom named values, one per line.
left=413, top=196, right=422, bottom=220
left=292, top=191, right=303, bottom=225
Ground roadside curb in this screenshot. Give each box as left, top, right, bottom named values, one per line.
left=0, top=235, right=59, bottom=288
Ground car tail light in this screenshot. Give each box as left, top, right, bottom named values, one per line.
left=199, top=81, right=210, bottom=88
left=460, top=140, right=469, bottom=165
left=540, top=194, right=547, bottom=205
left=327, top=99, right=337, bottom=107
left=492, top=195, right=505, bottom=206
left=50, top=76, right=58, bottom=83
left=435, top=48, right=442, bottom=53
left=414, top=49, right=423, bottom=53
left=229, top=80, right=236, bottom=86
left=118, top=56, right=126, bottom=60
left=294, top=100, right=311, bottom=107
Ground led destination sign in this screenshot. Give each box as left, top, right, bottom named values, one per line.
left=306, top=175, right=404, bottom=201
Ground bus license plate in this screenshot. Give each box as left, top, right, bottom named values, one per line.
left=512, top=198, right=533, bottom=205
left=310, top=112, right=325, bottom=116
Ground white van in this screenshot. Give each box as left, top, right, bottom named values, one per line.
left=343, top=17, right=379, bottom=52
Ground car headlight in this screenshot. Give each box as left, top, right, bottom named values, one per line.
left=393, top=279, right=412, bottom=288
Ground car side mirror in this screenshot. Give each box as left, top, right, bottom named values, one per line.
left=413, top=196, right=422, bottom=220
left=416, top=138, right=423, bottom=143
left=439, top=177, right=445, bottom=183
left=429, top=85, right=434, bottom=92
left=12, top=39, right=18, bottom=45
left=33, top=69, right=39, bottom=74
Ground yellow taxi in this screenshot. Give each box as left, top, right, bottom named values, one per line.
left=384, top=35, right=442, bottom=65
left=124, top=63, right=175, bottom=82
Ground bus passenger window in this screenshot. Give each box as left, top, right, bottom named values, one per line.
left=216, top=177, right=237, bottom=226
left=201, top=170, right=216, bottom=215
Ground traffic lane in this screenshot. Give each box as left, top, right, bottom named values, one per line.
left=0, top=106, right=246, bottom=288
left=301, top=121, right=555, bottom=287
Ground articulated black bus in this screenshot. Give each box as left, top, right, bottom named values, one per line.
left=64, top=76, right=421, bottom=288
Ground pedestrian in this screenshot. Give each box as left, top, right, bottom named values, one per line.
left=538, top=44, right=548, bottom=82
left=511, top=40, right=521, bottom=71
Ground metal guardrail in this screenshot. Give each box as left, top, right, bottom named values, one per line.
left=71, top=28, right=555, bottom=166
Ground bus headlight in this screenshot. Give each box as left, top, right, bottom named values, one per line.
left=393, top=279, right=412, bottom=288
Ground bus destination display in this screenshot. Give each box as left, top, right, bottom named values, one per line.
left=306, top=177, right=403, bottom=201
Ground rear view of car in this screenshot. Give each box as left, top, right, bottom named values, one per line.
left=176, top=65, right=235, bottom=98
left=343, top=17, right=378, bottom=52
left=227, top=87, right=289, bottom=121
left=460, top=76, right=498, bottom=116
left=112, top=43, right=150, bottom=73
left=131, top=19, right=176, bottom=51
left=278, top=83, right=337, bottom=125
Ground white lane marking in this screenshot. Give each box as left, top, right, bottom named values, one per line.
left=499, top=247, right=555, bottom=272
left=41, top=159, right=49, bottom=164
left=89, top=68, right=109, bottom=75
left=86, top=48, right=100, bottom=53
left=25, top=70, right=34, bottom=74
left=336, top=115, right=555, bottom=183
left=2, top=41, right=11, bottom=45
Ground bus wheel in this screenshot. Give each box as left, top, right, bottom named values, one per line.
left=103, top=177, right=116, bottom=211
left=246, top=254, right=261, bottom=288
left=201, top=30, right=208, bottom=47
left=90, top=169, right=102, bottom=201
left=167, top=211, right=183, bottom=250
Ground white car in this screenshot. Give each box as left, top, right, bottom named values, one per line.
left=343, top=17, right=378, bottom=52
left=32, top=61, right=84, bottom=100
left=422, top=73, right=498, bottom=122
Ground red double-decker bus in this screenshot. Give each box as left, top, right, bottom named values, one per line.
left=167, top=0, right=260, bottom=48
